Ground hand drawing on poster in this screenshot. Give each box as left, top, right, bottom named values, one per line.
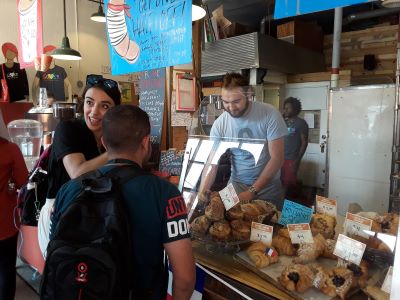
left=17, top=0, right=43, bottom=68
left=104, top=0, right=192, bottom=75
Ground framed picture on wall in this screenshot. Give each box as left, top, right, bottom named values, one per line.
left=176, top=72, right=196, bottom=111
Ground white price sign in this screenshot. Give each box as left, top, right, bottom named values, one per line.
left=250, top=222, right=273, bottom=246
left=287, top=223, right=314, bottom=244
left=381, top=266, right=393, bottom=294
left=316, top=195, right=337, bottom=217
left=344, top=212, right=373, bottom=239
left=218, top=183, right=240, bottom=211
left=333, top=234, right=366, bottom=266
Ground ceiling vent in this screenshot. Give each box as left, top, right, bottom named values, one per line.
left=381, top=0, right=400, bottom=8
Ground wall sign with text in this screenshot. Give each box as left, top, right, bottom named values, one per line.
left=104, top=0, right=192, bottom=75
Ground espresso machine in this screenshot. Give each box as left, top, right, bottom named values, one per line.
left=199, top=95, right=224, bottom=135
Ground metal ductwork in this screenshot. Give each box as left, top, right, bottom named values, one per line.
left=343, top=7, right=400, bottom=25
left=201, top=32, right=326, bottom=77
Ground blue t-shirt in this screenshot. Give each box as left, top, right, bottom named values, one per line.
left=210, top=101, right=287, bottom=185
left=50, top=159, right=190, bottom=299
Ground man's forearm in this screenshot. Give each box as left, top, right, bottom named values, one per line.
left=172, top=280, right=195, bottom=300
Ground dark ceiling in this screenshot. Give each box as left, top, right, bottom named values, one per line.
left=204, top=0, right=397, bottom=35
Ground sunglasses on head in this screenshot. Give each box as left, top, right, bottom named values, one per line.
left=86, top=74, right=118, bottom=90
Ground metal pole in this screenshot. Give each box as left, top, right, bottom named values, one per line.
left=331, top=7, right=343, bottom=88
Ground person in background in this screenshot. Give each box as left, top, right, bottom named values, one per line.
left=0, top=109, right=28, bottom=300
left=46, top=91, right=56, bottom=108
left=281, top=97, right=309, bottom=196
left=50, top=105, right=195, bottom=299
left=38, top=75, right=121, bottom=257
left=201, top=72, right=287, bottom=210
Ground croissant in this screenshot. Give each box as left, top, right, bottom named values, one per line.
left=278, top=228, right=291, bottom=239
left=293, top=234, right=325, bottom=264
left=230, top=219, right=251, bottom=241
left=279, top=264, right=314, bottom=293
left=241, top=203, right=263, bottom=222
left=272, top=236, right=297, bottom=256
left=226, top=204, right=243, bottom=220
left=246, top=242, right=279, bottom=268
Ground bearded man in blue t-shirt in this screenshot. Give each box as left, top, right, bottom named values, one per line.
left=201, top=73, right=287, bottom=210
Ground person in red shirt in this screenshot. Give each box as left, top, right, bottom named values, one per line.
left=0, top=110, right=28, bottom=300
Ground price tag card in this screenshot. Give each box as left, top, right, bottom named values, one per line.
left=344, top=212, right=373, bottom=239
left=250, top=222, right=273, bottom=246
left=219, top=183, right=240, bottom=211
left=316, top=195, right=337, bottom=217
left=381, top=266, right=393, bottom=294
left=278, top=199, right=313, bottom=226
left=287, top=223, right=314, bottom=244
left=333, top=234, right=366, bottom=266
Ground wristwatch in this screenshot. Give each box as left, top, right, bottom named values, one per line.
left=248, top=185, right=259, bottom=196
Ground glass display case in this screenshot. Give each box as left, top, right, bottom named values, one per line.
left=180, top=97, right=400, bottom=300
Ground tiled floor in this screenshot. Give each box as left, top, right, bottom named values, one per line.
left=15, top=275, right=39, bottom=300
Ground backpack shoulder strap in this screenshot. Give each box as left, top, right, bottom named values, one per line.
left=103, top=163, right=149, bottom=185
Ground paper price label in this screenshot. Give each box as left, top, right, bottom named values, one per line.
left=344, top=212, right=372, bottom=239
left=333, top=234, right=366, bottom=266
left=250, top=222, right=273, bottom=246
left=278, top=199, right=313, bottom=226
left=316, top=195, right=337, bottom=217
left=381, top=266, right=393, bottom=294
left=219, top=183, right=240, bottom=211
left=287, top=223, right=314, bottom=244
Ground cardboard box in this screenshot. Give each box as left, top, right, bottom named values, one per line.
left=277, top=20, right=323, bottom=53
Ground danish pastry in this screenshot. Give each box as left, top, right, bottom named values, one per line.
left=190, top=215, right=211, bottom=235
left=328, top=268, right=353, bottom=300
left=230, top=219, right=251, bottom=241
left=312, top=265, right=335, bottom=296
left=208, top=220, right=231, bottom=241
left=379, top=213, right=399, bottom=235
left=278, top=264, right=314, bottom=293
left=310, top=213, right=336, bottom=239
left=293, top=234, right=325, bottom=264
left=246, top=242, right=279, bottom=268
left=338, top=259, right=369, bottom=288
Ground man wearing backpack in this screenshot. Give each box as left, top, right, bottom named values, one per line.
left=46, top=105, right=196, bottom=299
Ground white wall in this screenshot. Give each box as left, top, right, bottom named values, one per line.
left=0, top=0, right=127, bottom=99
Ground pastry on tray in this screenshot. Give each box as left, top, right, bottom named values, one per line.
left=241, top=203, right=264, bottom=222
left=190, top=215, right=211, bottom=235
left=246, top=242, right=279, bottom=268
left=205, top=194, right=225, bottom=221
left=321, top=238, right=337, bottom=260
left=230, top=219, right=251, bottom=241
left=278, top=264, right=315, bottom=293
left=208, top=220, right=231, bottom=241
left=272, top=235, right=297, bottom=256
left=379, top=213, right=399, bottom=235
left=328, top=267, right=354, bottom=300
left=310, top=213, right=336, bottom=239
left=225, top=204, right=244, bottom=220
left=293, top=234, right=325, bottom=264
left=311, top=265, right=335, bottom=296
left=338, top=259, right=369, bottom=288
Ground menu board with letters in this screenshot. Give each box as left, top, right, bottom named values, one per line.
left=139, top=68, right=165, bottom=145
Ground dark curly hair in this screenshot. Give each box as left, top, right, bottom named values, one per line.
left=284, top=97, right=302, bottom=116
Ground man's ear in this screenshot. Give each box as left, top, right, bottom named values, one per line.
left=142, top=134, right=151, bottom=149
left=101, top=136, right=108, bottom=151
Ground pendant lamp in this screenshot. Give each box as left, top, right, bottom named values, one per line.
left=192, top=0, right=206, bottom=21
left=91, top=4, right=106, bottom=22
left=52, top=0, right=82, bottom=60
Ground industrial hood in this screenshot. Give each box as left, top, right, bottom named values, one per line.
left=201, top=32, right=326, bottom=77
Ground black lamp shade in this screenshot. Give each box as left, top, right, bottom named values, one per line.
left=52, top=37, right=82, bottom=61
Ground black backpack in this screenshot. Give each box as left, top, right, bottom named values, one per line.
left=17, top=145, right=52, bottom=226
left=40, top=165, right=144, bottom=300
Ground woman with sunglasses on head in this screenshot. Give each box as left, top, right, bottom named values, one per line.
left=38, top=75, right=121, bottom=257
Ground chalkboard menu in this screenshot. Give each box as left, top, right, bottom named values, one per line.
left=139, top=68, right=165, bottom=145
left=159, top=149, right=184, bottom=176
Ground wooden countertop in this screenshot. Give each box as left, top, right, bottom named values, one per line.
left=192, top=241, right=295, bottom=300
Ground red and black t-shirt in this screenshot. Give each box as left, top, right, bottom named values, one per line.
left=0, top=63, right=29, bottom=102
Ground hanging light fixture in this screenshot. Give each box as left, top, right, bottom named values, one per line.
left=91, top=3, right=106, bottom=22
left=52, top=0, right=82, bottom=60
left=192, top=0, right=206, bottom=21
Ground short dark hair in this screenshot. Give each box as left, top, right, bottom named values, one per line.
left=102, top=105, right=150, bottom=153
left=284, top=97, right=302, bottom=115
left=81, top=78, right=121, bottom=105
left=222, top=72, right=249, bottom=90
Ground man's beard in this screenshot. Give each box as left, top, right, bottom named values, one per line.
left=225, top=100, right=249, bottom=118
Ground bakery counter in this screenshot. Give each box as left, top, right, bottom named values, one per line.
left=192, top=240, right=295, bottom=299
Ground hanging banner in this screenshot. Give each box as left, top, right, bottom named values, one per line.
left=17, top=0, right=43, bottom=68
left=104, top=0, right=192, bottom=75
left=274, top=0, right=373, bottom=19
